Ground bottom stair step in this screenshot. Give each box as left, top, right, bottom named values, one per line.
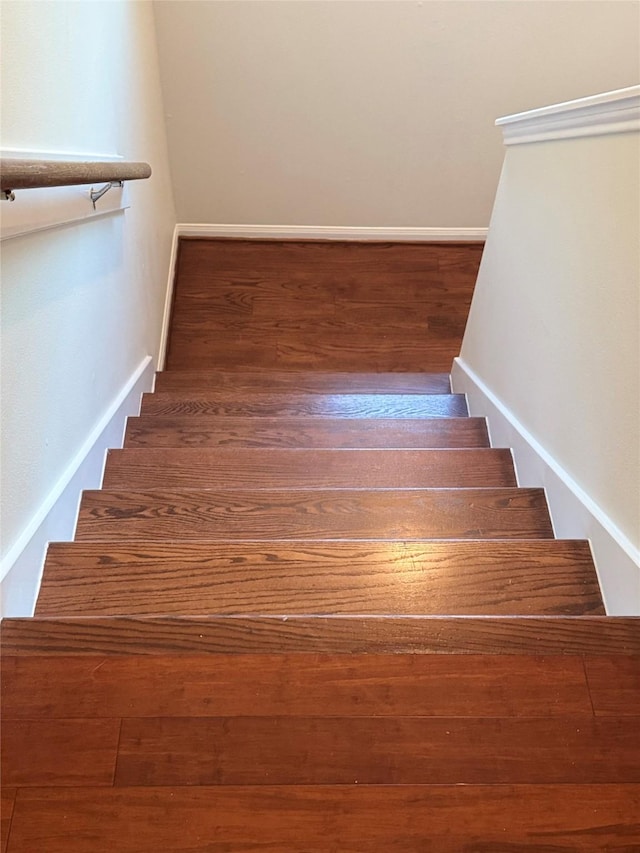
left=36, top=540, right=603, bottom=617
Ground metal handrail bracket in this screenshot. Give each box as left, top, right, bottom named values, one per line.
left=90, top=181, right=124, bottom=209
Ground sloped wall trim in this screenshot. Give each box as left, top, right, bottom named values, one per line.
left=0, top=356, right=155, bottom=617
left=158, top=225, right=180, bottom=370
left=452, top=357, right=640, bottom=616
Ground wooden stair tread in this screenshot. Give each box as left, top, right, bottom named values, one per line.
left=102, top=447, right=516, bottom=489
left=36, top=540, right=602, bottom=616
left=4, top=615, right=637, bottom=656
left=76, top=487, right=554, bottom=541
left=153, top=370, right=452, bottom=393
left=124, top=415, right=490, bottom=448
left=139, top=391, right=468, bottom=417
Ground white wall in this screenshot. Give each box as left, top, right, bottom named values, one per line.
left=153, top=0, right=639, bottom=227
left=0, top=0, right=176, bottom=614
left=455, top=94, right=640, bottom=613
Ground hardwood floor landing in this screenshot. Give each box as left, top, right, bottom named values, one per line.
left=6, top=785, right=639, bottom=853
left=165, top=239, right=483, bottom=371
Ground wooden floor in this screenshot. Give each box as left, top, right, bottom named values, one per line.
left=165, top=239, right=482, bottom=371
left=2, top=239, right=639, bottom=851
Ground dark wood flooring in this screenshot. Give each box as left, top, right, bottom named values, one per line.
left=2, top=239, right=638, bottom=851
left=164, top=240, right=482, bottom=371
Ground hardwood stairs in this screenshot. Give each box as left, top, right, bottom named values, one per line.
left=2, top=240, right=638, bottom=851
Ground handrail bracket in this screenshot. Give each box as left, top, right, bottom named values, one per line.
left=90, top=180, right=123, bottom=209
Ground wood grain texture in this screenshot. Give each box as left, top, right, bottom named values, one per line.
left=37, top=541, right=600, bottom=616
left=102, top=447, right=515, bottom=490
left=124, top=415, right=490, bottom=449
left=1, top=719, right=119, bottom=786
left=75, top=488, right=554, bottom=541
left=7, top=785, right=639, bottom=852
left=3, top=616, right=638, bottom=656
left=3, top=239, right=627, bottom=849
left=166, top=240, right=482, bottom=371
left=139, top=391, right=469, bottom=418
left=168, top=332, right=463, bottom=371
left=1, top=788, right=15, bottom=853
left=114, top=715, right=640, bottom=786
left=172, top=314, right=446, bottom=335
left=175, top=237, right=482, bottom=269
left=584, top=656, right=640, bottom=716
left=153, top=370, right=452, bottom=394
left=1, top=654, right=593, bottom=719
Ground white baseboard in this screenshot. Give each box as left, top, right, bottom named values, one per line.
left=0, top=356, right=155, bottom=617
left=176, top=224, right=487, bottom=242
left=452, top=358, right=640, bottom=615
left=158, top=224, right=180, bottom=370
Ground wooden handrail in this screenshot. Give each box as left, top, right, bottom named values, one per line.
left=0, top=159, right=152, bottom=193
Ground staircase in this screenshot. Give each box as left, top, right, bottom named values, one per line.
left=2, top=240, right=638, bottom=851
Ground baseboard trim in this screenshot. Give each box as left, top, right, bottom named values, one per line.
left=158, top=224, right=180, bottom=370
left=176, top=224, right=487, bottom=242
left=452, top=358, right=640, bottom=615
left=0, top=356, right=155, bottom=617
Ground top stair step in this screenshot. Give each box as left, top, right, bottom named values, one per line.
left=154, top=371, right=452, bottom=394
